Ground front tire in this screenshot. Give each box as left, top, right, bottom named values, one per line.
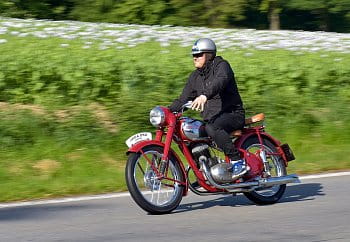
left=242, top=136, right=287, bottom=205
left=125, top=145, right=185, bottom=214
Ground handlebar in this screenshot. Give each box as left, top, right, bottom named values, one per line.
left=178, top=101, right=193, bottom=114
left=182, top=101, right=192, bottom=110
left=172, top=101, right=193, bottom=118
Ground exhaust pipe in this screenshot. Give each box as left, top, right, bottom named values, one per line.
left=259, top=174, right=300, bottom=187
left=200, top=158, right=300, bottom=191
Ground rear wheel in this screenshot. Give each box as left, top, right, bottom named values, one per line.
left=125, top=145, right=185, bottom=214
left=242, top=136, right=287, bottom=205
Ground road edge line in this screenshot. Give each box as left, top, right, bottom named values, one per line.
left=1, top=171, right=350, bottom=209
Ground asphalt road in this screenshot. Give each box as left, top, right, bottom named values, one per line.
left=1, top=174, right=350, bottom=242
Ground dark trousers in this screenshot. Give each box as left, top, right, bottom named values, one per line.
left=205, top=111, right=245, bottom=160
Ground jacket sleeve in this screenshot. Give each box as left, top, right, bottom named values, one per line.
left=169, top=72, right=197, bottom=112
left=202, top=61, right=233, bottom=99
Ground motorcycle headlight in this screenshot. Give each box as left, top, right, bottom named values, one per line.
left=150, top=106, right=165, bottom=127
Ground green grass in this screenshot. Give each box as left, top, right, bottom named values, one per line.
left=0, top=146, right=124, bottom=201
left=0, top=33, right=349, bottom=202
left=0, top=108, right=128, bottom=201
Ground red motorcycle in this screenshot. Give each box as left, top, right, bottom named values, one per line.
left=125, top=102, right=298, bottom=214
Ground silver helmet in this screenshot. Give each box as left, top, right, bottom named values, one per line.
left=191, top=38, right=217, bottom=55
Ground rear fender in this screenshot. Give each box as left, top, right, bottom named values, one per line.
left=235, top=132, right=282, bottom=149
left=235, top=132, right=288, bottom=166
left=126, top=140, right=189, bottom=196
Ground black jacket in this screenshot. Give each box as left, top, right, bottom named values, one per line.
left=169, top=56, right=244, bottom=121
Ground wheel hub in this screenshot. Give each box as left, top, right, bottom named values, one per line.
left=144, top=169, right=161, bottom=191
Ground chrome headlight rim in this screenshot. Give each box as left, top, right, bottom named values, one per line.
left=149, top=106, right=165, bottom=127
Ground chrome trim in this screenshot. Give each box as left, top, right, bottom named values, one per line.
left=181, top=117, right=206, bottom=140
left=199, top=157, right=300, bottom=191
left=260, top=150, right=272, bottom=177
left=149, top=106, right=165, bottom=127
left=259, top=175, right=300, bottom=187
left=199, top=157, right=259, bottom=189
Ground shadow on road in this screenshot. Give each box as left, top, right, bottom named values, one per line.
left=174, top=195, right=250, bottom=214
left=280, top=182, right=325, bottom=203
left=174, top=183, right=324, bottom=214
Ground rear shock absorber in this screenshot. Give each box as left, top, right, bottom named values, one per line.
left=259, top=150, right=271, bottom=177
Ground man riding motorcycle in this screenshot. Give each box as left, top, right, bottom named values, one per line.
left=169, top=38, right=248, bottom=180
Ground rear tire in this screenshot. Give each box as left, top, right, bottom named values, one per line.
left=125, top=145, right=185, bottom=214
left=242, top=136, right=287, bottom=205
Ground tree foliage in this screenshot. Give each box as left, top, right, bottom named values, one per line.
left=0, top=0, right=74, bottom=19
left=286, top=0, right=350, bottom=31
left=0, top=0, right=349, bottom=32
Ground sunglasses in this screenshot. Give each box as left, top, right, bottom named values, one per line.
left=192, top=53, right=205, bottom=58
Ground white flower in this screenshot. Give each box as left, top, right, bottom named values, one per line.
left=0, top=39, right=7, bottom=44
left=0, top=27, right=7, bottom=34
left=160, top=41, right=170, bottom=47
left=99, top=45, right=109, bottom=50
left=18, top=33, right=29, bottom=37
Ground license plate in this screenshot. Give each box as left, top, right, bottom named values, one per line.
left=126, top=132, right=152, bottom=148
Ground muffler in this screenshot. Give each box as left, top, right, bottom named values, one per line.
left=259, top=174, right=300, bottom=187
left=199, top=157, right=300, bottom=191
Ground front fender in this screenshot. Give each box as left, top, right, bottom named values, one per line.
left=126, top=140, right=189, bottom=196
left=126, top=140, right=166, bottom=155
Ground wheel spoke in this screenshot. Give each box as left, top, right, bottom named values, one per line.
left=137, top=162, right=145, bottom=176
left=133, top=150, right=181, bottom=207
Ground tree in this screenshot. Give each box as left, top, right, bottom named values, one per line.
left=0, top=0, right=29, bottom=17
left=260, top=0, right=282, bottom=30
left=0, top=0, right=74, bottom=19
left=69, top=0, right=112, bottom=22
left=200, top=0, right=249, bottom=27
left=111, top=0, right=168, bottom=25
left=285, top=0, right=350, bottom=31
left=69, top=0, right=169, bottom=25
left=158, top=0, right=208, bottom=26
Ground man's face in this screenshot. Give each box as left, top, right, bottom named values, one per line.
left=193, top=52, right=207, bottom=68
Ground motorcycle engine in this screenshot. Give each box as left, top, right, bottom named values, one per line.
left=191, top=143, right=234, bottom=184
left=191, top=143, right=217, bottom=168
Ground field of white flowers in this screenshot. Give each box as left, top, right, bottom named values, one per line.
left=1, top=17, right=350, bottom=53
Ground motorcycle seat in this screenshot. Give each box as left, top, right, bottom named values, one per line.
left=230, top=113, right=265, bottom=137
left=231, top=130, right=242, bottom=136
left=245, top=113, right=265, bottom=125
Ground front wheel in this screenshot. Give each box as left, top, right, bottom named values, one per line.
left=242, top=136, right=287, bottom=205
left=125, top=145, right=185, bottom=214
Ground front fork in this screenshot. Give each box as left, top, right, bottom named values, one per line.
left=154, top=125, right=175, bottom=177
